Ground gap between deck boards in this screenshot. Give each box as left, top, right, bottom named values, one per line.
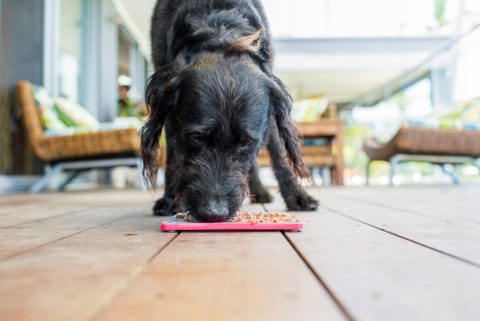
left=85, top=232, right=180, bottom=321
left=323, top=204, right=480, bottom=269
left=318, top=189, right=480, bottom=269
left=265, top=189, right=480, bottom=321
left=87, top=199, right=348, bottom=321
left=262, top=197, right=356, bottom=321
left=3, top=188, right=479, bottom=321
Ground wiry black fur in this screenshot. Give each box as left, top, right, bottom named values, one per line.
left=142, top=0, right=318, bottom=221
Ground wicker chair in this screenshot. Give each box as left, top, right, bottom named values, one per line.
left=17, top=81, right=143, bottom=192
left=363, top=126, right=480, bottom=184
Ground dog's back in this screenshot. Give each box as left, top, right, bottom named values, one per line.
left=150, top=0, right=271, bottom=70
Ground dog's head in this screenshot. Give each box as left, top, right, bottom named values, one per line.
left=141, top=34, right=307, bottom=222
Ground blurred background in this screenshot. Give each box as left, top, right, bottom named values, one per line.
left=1, top=0, right=479, bottom=192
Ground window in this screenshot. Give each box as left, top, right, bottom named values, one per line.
left=58, top=0, right=83, bottom=103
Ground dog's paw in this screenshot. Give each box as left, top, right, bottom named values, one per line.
left=250, top=189, right=273, bottom=204
left=285, top=191, right=319, bottom=211
left=153, top=197, right=177, bottom=216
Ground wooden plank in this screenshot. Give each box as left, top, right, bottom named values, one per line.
left=328, top=187, right=480, bottom=221
left=0, top=213, right=174, bottom=321
left=0, top=191, right=94, bottom=209
left=297, top=119, right=343, bottom=138
left=0, top=195, right=52, bottom=214
left=316, top=189, right=480, bottom=266
left=0, top=189, right=159, bottom=208
left=0, top=205, right=148, bottom=261
left=90, top=231, right=347, bottom=321
left=0, top=189, right=158, bottom=227
left=0, top=204, right=92, bottom=228
left=265, top=192, right=480, bottom=321
left=0, top=193, right=54, bottom=206
left=361, top=186, right=480, bottom=211
left=0, top=189, right=261, bottom=229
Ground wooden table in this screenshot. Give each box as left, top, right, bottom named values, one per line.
left=1, top=187, right=480, bottom=321
left=297, top=119, right=345, bottom=185
left=257, top=119, right=345, bottom=185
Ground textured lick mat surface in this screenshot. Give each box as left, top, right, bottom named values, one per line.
left=160, top=212, right=303, bottom=231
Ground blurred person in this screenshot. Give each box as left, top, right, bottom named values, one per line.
left=117, top=76, right=148, bottom=118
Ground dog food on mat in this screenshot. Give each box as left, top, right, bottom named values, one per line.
left=231, top=212, right=297, bottom=223
left=161, top=212, right=303, bottom=231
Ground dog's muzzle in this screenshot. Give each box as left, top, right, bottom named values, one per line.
left=196, top=199, right=229, bottom=222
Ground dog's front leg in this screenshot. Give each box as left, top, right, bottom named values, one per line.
left=249, top=161, right=273, bottom=204
left=266, top=125, right=318, bottom=211
left=153, top=134, right=184, bottom=216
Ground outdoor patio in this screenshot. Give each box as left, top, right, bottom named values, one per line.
left=1, top=186, right=479, bottom=321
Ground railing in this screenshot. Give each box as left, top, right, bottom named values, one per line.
left=345, top=23, right=480, bottom=110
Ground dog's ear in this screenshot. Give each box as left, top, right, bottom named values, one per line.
left=268, top=75, right=309, bottom=179
left=226, top=30, right=262, bottom=54
left=140, top=63, right=181, bottom=188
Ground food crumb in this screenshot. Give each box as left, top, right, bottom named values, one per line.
left=174, top=212, right=296, bottom=223
left=231, top=212, right=297, bottom=223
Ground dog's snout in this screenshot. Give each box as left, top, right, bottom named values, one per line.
left=197, top=200, right=229, bottom=222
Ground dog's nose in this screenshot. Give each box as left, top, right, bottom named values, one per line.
left=197, top=200, right=229, bottom=222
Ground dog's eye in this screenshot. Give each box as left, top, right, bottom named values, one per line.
left=239, top=139, right=253, bottom=150
left=189, top=132, right=204, bottom=142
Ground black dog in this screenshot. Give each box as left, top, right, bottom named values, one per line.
left=141, top=0, right=318, bottom=222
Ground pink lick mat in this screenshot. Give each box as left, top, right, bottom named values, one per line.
left=160, top=216, right=303, bottom=231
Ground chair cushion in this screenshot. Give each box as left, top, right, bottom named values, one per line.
left=462, top=99, right=480, bottom=130
left=407, top=97, right=480, bottom=131
left=291, top=96, right=329, bottom=123
left=32, top=86, right=69, bottom=132
left=53, top=96, right=100, bottom=130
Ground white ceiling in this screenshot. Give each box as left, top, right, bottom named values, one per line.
left=278, top=69, right=402, bottom=104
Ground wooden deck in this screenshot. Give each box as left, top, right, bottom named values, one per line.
left=1, top=187, right=480, bottom=321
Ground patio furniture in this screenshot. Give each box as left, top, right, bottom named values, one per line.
left=258, top=118, right=345, bottom=185
left=363, top=126, right=480, bottom=184
left=17, top=81, right=143, bottom=192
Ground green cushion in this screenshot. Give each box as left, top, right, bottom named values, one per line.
left=461, top=98, right=480, bottom=130
left=291, top=96, right=329, bottom=123
left=32, top=86, right=69, bottom=132
left=53, top=97, right=100, bottom=130
left=407, top=97, right=480, bottom=131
